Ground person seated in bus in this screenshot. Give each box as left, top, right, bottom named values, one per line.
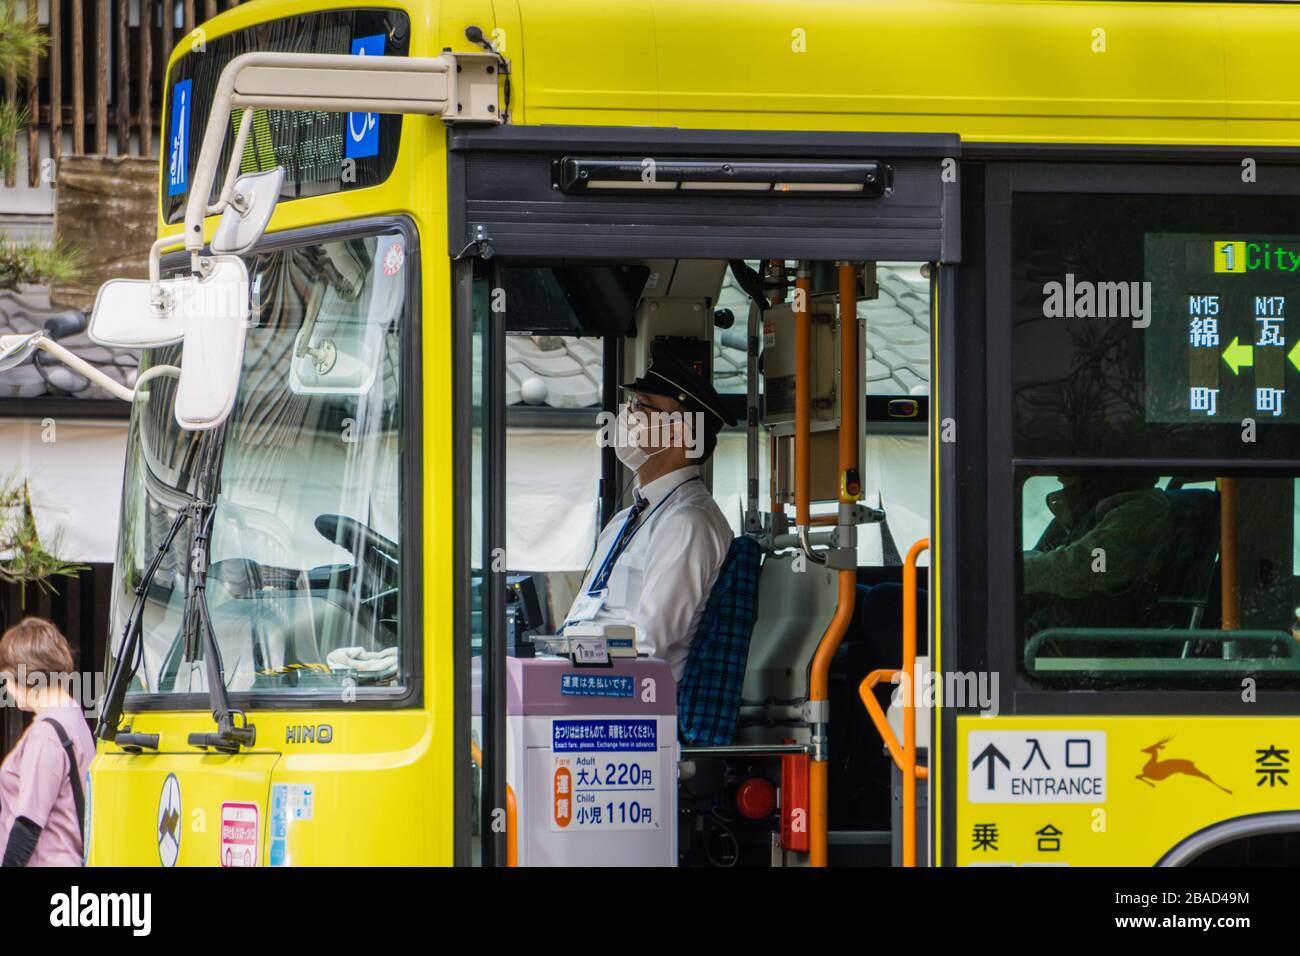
left=1021, top=474, right=1174, bottom=639
left=561, top=343, right=736, bottom=681
left=847, top=475, right=1172, bottom=687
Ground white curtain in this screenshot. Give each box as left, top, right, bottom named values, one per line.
left=479, top=427, right=932, bottom=573
left=0, top=419, right=128, bottom=563
left=0, top=419, right=933, bottom=574
left=860, top=434, right=931, bottom=567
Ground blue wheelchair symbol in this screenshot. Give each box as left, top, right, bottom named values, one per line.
left=346, top=34, right=386, bottom=159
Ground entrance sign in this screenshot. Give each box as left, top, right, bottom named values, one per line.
left=967, top=731, right=1107, bottom=804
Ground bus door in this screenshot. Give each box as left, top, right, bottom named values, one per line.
left=452, top=125, right=960, bottom=865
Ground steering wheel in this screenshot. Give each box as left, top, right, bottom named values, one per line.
left=314, top=513, right=400, bottom=622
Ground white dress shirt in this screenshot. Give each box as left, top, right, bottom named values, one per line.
left=565, top=465, right=733, bottom=681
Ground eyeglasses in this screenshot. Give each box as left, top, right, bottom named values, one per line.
left=627, top=394, right=673, bottom=415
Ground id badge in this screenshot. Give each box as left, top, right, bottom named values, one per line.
left=567, top=589, right=608, bottom=624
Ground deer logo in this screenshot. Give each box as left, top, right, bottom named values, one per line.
left=1136, top=736, right=1232, bottom=794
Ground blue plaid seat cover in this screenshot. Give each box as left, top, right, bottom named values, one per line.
left=678, top=536, right=762, bottom=746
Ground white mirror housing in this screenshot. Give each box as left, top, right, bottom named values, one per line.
left=90, top=276, right=191, bottom=348
left=172, top=255, right=250, bottom=431
left=84, top=255, right=251, bottom=429
left=0, top=332, right=43, bottom=372
left=211, top=166, right=285, bottom=255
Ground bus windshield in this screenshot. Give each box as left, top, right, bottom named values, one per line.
left=108, top=227, right=409, bottom=701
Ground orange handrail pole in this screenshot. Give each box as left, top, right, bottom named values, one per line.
left=901, top=537, right=929, bottom=867
left=857, top=539, right=930, bottom=867
left=1218, top=477, right=1239, bottom=630
left=807, top=263, right=862, bottom=868
left=809, top=571, right=856, bottom=867
left=470, top=740, right=517, bottom=867
left=859, top=669, right=905, bottom=767
left=858, top=668, right=931, bottom=781
left=505, top=782, right=518, bottom=867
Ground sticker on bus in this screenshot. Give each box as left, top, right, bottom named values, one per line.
left=166, top=79, right=192, bottom=197
left=346, top=34, right=386, bottom=159
left=550, top=719, right=660, bottom=831
left=967, top=731, right=1107, bottom=803
left=220, top=802, right=260, bottom=867
left=559, top=674, right=635, bottom=698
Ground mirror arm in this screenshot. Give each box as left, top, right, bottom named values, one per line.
left=184, top=55, right=244, bottom=254
left=134, top=364, right=182, bottom=390
left=147, top=235, right=186, bottom=313
left=181, top=50, right=500, bottom=255
left=144, top=235, right=213, bottom=313
left=207, top=107, right=255, bottom=217
left=32, top=336, right=135, bottom=402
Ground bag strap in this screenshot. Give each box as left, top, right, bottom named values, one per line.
left=41, top=717, right=85, bottom=844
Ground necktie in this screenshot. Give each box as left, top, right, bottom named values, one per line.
left=588, top=492, right=649, bottom=593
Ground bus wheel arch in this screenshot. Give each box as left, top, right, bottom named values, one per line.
left=1157, top=811, right=1300, bottom=866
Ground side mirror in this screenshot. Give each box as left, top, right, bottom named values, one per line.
left=172, top=256, right=250, bottom=430
left=0, top=332, right=43, bottom=372
left=90, top=274, right=191, bottom=348
left=211, top=167, right=285, bottom=255
left=87, top=255, right=252, bottom=430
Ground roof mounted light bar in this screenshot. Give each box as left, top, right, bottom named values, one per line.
left=553, top=157, right=890, bottom=197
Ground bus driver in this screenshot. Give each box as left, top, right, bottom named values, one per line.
left=562, top=344, right=736, bottom=681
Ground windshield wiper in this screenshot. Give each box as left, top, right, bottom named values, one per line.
left=98, top=425, right=255, bottom=753
left=183, top=424, right=256, bottom=754
left=96, top=506, right=191, bottom=743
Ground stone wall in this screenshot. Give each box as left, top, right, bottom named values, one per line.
left=52, top=155, right=157, bottom=312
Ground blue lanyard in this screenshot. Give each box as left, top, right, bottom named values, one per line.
left=587, top=477, right=697, bottom=595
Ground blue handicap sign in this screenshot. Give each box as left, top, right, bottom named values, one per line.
left=345, top=34, right=386, bottom=159
left=167, top=79, right=193, bottom=196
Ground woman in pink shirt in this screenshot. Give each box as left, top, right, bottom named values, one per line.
left=0, top=617, right=95, bottom=867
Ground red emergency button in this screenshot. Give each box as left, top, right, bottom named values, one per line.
left=735, top=776, right=777, bottom=820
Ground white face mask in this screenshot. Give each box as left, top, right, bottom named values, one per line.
left=615, top=402, right=672, bottom=471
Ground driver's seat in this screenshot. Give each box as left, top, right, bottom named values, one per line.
left=677, top=536, right=763, bottom=746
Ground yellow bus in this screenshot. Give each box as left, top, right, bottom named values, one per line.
left=7, top=0, right=1300, bottom=868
